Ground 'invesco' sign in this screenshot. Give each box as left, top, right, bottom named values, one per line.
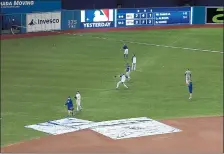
left=26, top=12, right=61, bottom=33
left=36, top=19, right=60, bottom=24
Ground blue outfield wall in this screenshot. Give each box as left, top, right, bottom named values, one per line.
left=192, top=6, right=207, bottom=24
left=1, top=6, right=223, bottom=34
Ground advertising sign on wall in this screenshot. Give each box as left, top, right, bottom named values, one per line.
left=80, top=9, right=114, bottom=28
left=0, top=0, right=61, bottom=13
left=206, top=7, right=224, bottom=24
left=26, top=12, right=61, bottom=32
left=0, top=1, right=34, bottom=9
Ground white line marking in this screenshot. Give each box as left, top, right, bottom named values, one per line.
left=92, top=36, right=223, bottom=54
left=71, top=34, right=223, bottom=54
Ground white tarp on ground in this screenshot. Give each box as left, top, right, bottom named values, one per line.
left=25, top=117, right=181, bottom=139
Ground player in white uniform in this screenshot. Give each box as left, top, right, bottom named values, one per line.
left=185, top=69, right=191, bottom=85
left=125, top=63, right=131, bottom=80
left=115, top=74, right=128, bottom=89
left=123, top=44, right=128, bottom=59
left=131, top=54, right=136, bottom=71
left=74, top=91, right=82, bottom=111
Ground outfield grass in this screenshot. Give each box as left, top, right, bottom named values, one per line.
left=1, top=28, right=223, bottom=146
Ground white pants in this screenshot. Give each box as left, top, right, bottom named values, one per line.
left=76, top=100, right=82, bottom=111
left=124, top=49, right=128, bottom=55
left=116, top=81, right=128, bottom=88
left=126, top=71, right=130, bottom=78
left=132, top=63, right=136, bottom=70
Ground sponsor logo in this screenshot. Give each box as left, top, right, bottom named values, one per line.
left=0, top=1, right=34, bottom=8
left=28, top=18, right=60, bottom=26
left=81, top=9, right=113, bottom=23
left=26, top=12, right=61, bottom=32
left=25, top=117, right=181, bottom=139
left=80, top=9, right=114, bottom=28
left=206, top=7, right=224, bottom=24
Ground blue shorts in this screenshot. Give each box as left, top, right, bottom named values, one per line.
left=67, top=106, right=74, bottom=111
left=188, top=87, right=192, bottom=93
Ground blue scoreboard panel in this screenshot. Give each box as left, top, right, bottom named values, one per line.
left=116, top=7, right=191, bottom=27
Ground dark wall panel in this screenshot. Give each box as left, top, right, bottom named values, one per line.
left=62, top=0, right=224, bottom=10
left=62, top=0, right=116, bottom=10
left=195, top=0, right=224, bottom=6
left=122, top=0, right=178, bottom=8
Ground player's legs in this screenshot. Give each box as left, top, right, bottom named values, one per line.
left=124, top=49, right=128, bottom=59
left=122, top=82, right=128, bottom=88
left=116, top=81, right=122, bottom=88
left=133, top=63, right=136, bottom=71
left=188, top=84, right=192, bottom=99
left=76, top=101, right=79, bottom=111
left=71, top=108, right=74, bottom=116
left=186, top=79, right=189, bottom=85
left=67, top=110, right=71, bottom=116
left=131, top=63, right=134, bottom=70
left=189, top=93, right=192, bottom=99
left=77, top=100, right=82, bottom=110
left=189, top=88, right=192, bottom=99
left=126, top=72, right=130, bottom=79
left=124, top=54, right=128, bottom=59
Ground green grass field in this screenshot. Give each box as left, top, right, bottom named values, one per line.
left=1, top=28, right=223, bottom=146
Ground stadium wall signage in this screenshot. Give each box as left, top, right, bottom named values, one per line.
left=206, top=7, right=224, bottom=24
left=0, top=0, right=61, bottom=13
left=26, top=12, right=61, bottom=32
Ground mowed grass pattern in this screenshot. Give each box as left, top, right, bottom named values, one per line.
left=1, top=28, right=223, bottom=146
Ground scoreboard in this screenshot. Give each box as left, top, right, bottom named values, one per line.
left=116, top=7, right=191, bottom=27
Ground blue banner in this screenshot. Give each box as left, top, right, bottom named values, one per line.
left=1, top=0, right=61, bottom=13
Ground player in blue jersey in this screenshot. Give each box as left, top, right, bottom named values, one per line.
left=65, top=96, right=74, bottom=116
left=123, top=44, right=128, bottom=59
left=188, top=80, right=193, bottom=99
left=125, top=63, right=131, bottom=80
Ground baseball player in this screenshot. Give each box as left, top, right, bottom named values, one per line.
left=74, top=91, right=82, bottom=112
left=185, top=69, right=191, bottom=85
left=131, top=54, right=136, bottom=71
left=122, top=44, right=128, bottom=59
left=115, top=73, right=128, bottom=89
left=64, top=96, right=74, bottom=116
left=188, top=80, right=193, bottom=99
left=125, top=63, right=131, bottom=80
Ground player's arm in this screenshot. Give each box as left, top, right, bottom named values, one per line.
left=114, top=74, right=121, bottom=78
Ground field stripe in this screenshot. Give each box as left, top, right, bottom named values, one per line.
left=71, top=34, right=223, bottom=54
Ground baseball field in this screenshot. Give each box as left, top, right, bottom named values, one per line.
left=1, top=25, right=223, bottom=153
